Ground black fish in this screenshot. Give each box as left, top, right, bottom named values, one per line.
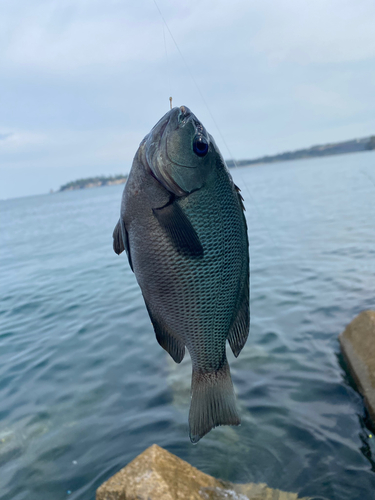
left=113, top=106, right=249, bottom=442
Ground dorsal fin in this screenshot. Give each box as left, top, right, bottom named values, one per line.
left=234, top=184, right=245, bottom=212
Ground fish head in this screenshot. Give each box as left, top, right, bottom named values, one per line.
left=142, top=106, right=217, bottom=196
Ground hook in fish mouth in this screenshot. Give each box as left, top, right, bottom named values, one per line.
left=178, top=106, right=192, bottom=125
left=144, top=105, right=211, bottom=195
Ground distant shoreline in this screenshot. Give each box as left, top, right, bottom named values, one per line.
left=226, top=134, right=375, bottom=168
left=59, top=134, right=375, bottom=191
left=59, top=175, right=127, bottom=192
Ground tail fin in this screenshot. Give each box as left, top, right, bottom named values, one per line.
left=189, top=359, right=240, bottom=443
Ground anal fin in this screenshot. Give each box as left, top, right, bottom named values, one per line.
left=145, top=302, right=185, bottom=364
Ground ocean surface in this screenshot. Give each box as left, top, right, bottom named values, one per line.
left=1, top=152, right=375, bottom=500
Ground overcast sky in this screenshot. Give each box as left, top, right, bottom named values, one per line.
left=1, top=0, right=375, bottom=199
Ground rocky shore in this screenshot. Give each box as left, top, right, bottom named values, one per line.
left=96, top=444, right=307, bottom=500
left=339, top=310, right=375, bottom=424
left=95, top=312, right=375, bottom=500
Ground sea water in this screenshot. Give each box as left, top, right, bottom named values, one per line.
left=1, top=152, right=375, bottom=499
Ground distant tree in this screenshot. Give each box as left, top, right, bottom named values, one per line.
left=59, top=174, right=127, bottom=191
left=367, top=136, right=375, bottom=150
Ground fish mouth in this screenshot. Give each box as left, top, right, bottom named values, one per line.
left=178, top=105, right=192, bottom=125
left=144, top=109, right=189, bottom=196
left=165, top=106, right=208, bottom=169
left=158, top=116, right=170, bottom=142
left=144, top=106, right=209, bottom=195
left=144, top=112, right=171, bottom=169
left=148, top=107, right=177, bottom=145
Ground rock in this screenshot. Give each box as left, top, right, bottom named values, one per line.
left=96, top=444, right=307, bottom=500
left=339, top=310, right=375, bottom=423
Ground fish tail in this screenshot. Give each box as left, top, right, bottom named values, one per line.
left=189, top=358, right=240, bottom=443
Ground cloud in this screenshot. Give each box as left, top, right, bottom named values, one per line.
left=1, top=0, right=375, bottom=199
left=1, top=1, right=169, bottom=75
left=2, top=0, right=375, bottom=79
left=249, top=0, right=375, bottom=65
left=0, top=132, right=13, bottom=141
left=0, top=130, right=46, bottom=151
left=0, top=127, right=141, bottom=171
left=295, top=84, right=362, bottom=118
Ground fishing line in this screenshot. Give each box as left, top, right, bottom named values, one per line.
left=151, top=2, right=272, bottom=214
left=152, top=0, right=232, bottom=152
left=162, top=24, right=172, bottom=106
left=360, top=169, right=375, bottom=189
left=151, top=0, right=300, bottom=287
left=149, top=2, right=314, bottom=330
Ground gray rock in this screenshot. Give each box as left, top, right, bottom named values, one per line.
left=96, top=444, right=307, bottom=500
left=339, top=310, right=375, bottom=423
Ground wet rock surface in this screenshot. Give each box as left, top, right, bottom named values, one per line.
left=339, top=310, right=375, bottom=423
left=96, top=444, right=307, bottom=500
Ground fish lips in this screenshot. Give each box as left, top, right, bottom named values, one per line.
left=145, top=107, right=210, bottom=196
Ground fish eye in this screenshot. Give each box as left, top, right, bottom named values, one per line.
left=193, top=136, right=209, bottom=157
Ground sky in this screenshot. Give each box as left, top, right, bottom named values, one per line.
left=1, top=0, right=375, bottom=199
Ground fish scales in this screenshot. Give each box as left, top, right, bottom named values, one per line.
left=176, top=170, right=247, bottom=370
left=113, top=106, right=249, bottom=442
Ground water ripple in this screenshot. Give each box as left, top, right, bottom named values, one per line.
left=1, top=155, right=375, bottom=499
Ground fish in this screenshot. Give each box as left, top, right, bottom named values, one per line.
left=113, top=105, right=249, bottom=442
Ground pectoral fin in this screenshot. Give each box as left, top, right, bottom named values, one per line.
left=153, top=199, right=203, bottom=258
left=113, top=219, right=124, bottom=255
left=112, top=218, right=134, bottom=272
left=145, top=302, right=185, bottom=363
